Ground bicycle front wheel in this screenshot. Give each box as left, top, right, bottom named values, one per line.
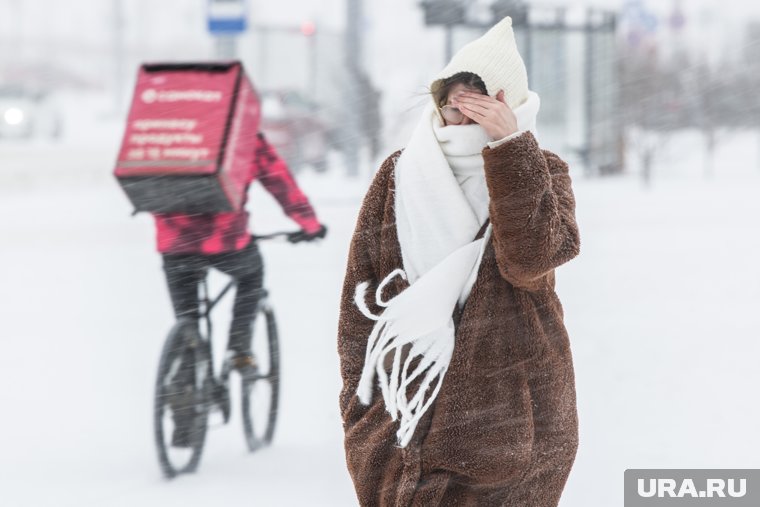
left=241, top=303, right=280, bottom=452
left=154, top=319, right=210, bottom=478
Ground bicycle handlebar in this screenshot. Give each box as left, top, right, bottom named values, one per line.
left=251, top=232, right=297, bottom=242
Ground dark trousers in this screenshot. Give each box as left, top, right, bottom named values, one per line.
left=162, top=241, right=264, bottom=354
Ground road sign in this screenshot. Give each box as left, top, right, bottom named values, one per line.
left=208, top=0, right=247, bottom=35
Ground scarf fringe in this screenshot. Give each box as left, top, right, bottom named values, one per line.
left=354, top=269, right=455, bottom=448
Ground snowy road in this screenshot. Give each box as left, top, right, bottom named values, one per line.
left=1, top=131, right=759, bottom=506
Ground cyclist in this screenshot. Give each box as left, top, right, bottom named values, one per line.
left=154, top=132, right=326, bottom=447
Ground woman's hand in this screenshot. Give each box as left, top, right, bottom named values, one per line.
left=453, top=90, right=518, bottom=140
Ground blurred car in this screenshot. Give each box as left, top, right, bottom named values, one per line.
left=259, top=89, right=331, bottom=173
left=0, top=86, right=62, bottom=141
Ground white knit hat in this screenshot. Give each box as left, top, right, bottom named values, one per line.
left=431, top=16, right=529, bottom=111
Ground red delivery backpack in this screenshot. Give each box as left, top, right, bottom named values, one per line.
left=114, top=61, right=260, bottom=213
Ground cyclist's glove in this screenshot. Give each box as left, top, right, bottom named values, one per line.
left=287, top=225, right=328, bottom=243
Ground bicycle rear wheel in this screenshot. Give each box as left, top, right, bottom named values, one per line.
left=241, top=302, right=280, bottom=452
left=154, top=319, right=210, bottom=478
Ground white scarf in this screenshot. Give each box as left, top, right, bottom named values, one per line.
left=355, top=92, right=541, bottom=447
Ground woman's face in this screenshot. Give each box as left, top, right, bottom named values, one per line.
left=441, top=83, right=483, bottom=126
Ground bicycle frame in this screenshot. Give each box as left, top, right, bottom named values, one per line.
left=195, top=230, right=288, bottom=346
left=197, top=278, right=270, bottom=344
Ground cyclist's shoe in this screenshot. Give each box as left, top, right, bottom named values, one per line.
left=231, top=352, right=259, bottom=380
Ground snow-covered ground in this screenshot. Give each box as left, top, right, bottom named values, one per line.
left=1, top=126, right=759, bottom=506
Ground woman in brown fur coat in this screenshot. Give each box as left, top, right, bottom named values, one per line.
left=338, top=17, right=580, bottom=506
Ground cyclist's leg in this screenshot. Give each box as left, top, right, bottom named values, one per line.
left=161, top=254, right=208, bottom=446
left=162, top=253, right=207, bottom=323
left=209, top=241, right=264, bottom=357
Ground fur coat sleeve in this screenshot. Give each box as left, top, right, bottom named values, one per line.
left=483, top=131, right=580, bottom=291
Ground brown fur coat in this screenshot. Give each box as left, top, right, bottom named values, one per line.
left=338, top=132, right=580, bottom=506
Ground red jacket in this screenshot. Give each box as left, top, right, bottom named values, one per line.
left=153, top=133, right=321, bottom=254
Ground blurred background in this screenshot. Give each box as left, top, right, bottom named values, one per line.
left=1, top=0, right=759, bottom=506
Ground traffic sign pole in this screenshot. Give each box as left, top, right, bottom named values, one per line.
left=207, top=0, right=248, bottom=59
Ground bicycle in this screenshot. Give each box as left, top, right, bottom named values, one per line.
left=153, top=232, right=290, bottom=479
